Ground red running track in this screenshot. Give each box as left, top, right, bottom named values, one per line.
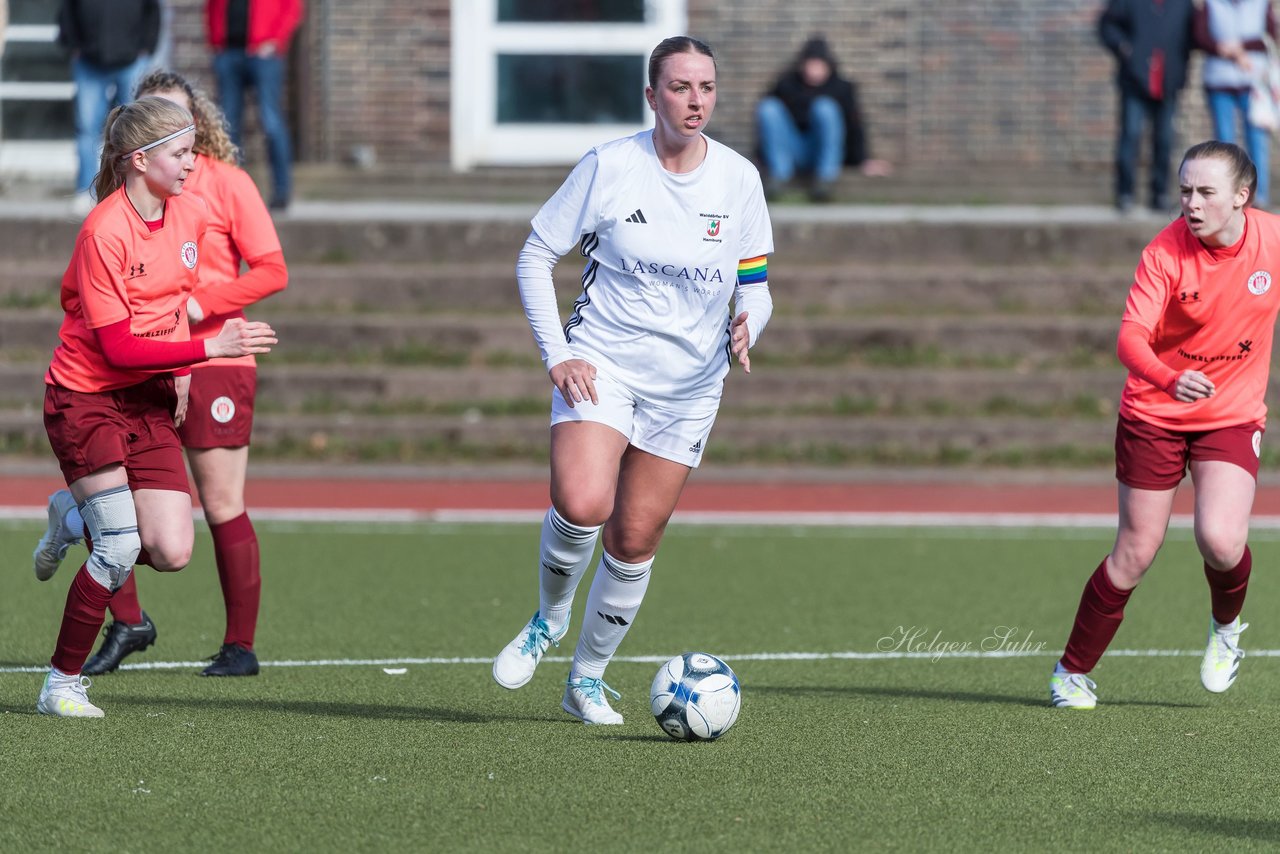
left=7, top=474, right=1280, bottom=515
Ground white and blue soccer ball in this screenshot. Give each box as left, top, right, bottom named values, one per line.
left=650, top=652, right=741, bottom=741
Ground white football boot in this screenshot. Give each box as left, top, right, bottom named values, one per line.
left=1200, top=617, right=1248, bottom=694
left=562, top=676, right=623, bottom=725
left=36, top=670, right=105, bottom=718
left=1049, top=662, right=1097, bottom=709
left=492, top=611, right=567, bottom=690
left=32, top=489, right=82, bottom=581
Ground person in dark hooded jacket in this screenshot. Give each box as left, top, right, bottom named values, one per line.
left=58, top=0, right=161, bottom=202
left=755, top=35, right=891, bottom=202
left=1099, top=0, right=1195, bottom=213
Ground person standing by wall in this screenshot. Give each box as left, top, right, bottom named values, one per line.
left=1099, top=0, right=1196, bottom=214
left=1195, top=0, right=1279, bottom=209
left=206, top=0, right=304, bottom=211
left=58, top=0, right=161, bottom=208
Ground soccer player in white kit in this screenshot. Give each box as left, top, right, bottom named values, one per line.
left=492, top=36, right=775, bottom=725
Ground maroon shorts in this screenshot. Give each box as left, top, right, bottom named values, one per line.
left=44, top=375, right=190, bottom=493
left=1115, top=414, right=1263, bottom=490
left=178, top=365, right=257, bottom=449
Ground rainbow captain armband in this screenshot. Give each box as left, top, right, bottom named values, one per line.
left=737, top=255, right=767, bottom=285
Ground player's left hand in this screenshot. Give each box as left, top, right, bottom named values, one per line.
left=173, top=373, right=191, bottom=428
left=730, top=311, right=752, bottom=373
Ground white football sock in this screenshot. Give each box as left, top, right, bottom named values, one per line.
left=537, top=507, right=600, bottom=632
left=571, top=551, right=653, bottom=681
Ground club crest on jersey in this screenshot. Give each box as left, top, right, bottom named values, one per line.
left=700, top=211, right=728, bottom=243
left=1247, top=270, right=1272, bottom=296
left=211, top=396, right=236, bottom=424
left=181, top=241, right=198, bottom=270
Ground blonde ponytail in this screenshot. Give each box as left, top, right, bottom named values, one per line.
left=92, top=96, right=195, bottom=203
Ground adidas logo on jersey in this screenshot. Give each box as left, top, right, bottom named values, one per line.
left=624, top=209, right=647, bottom=224
left=689, top=438, right=703, bottom=454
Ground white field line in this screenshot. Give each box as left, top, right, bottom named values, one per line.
left=12, top=504, right=1280, bottom=529
left=3, top=648, right=1280, bottom=675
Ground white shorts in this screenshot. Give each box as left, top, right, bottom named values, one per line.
left=550, top=370, right=721, bottom=468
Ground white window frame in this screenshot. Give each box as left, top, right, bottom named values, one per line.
left=0, top=24, right=76, bottom=177
left=451, top=0, right=687, bottom=171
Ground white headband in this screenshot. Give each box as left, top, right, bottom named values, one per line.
left=125, top=124, right=196, bottom=158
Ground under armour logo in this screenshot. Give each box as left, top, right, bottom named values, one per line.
left=624, top=209, right=647, bottom=224
left=128, top=262, right=147, bottom=278
left=1179, top=291, right=1200, bottom=303
left=1240, top=340, right=1253, bottom=354
left=597, top=611, right=630, bottom=626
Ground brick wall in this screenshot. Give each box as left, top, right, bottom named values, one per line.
left=693, top=0, right=1218, bottom=176
left=165, top=0, right=1221, bottom=176
left=167, top=0, right=450, bottom=166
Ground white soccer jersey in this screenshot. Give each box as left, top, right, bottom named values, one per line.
left=530, top=130, right=774, bottom=400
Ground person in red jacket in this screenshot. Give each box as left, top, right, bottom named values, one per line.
left=206, top=0, right=303, bottom=210
left=52, top=70, right=287, bottom=678
left=1051, top=141, right=1279, bottom=709
left=33, top=95, right=276, bottom=717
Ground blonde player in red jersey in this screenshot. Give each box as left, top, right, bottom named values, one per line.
left=33, top=96, right=277, bottom=717
left=66, top=70, right=288, bottom=678
left=1051, top=141, right=1280, bottom=709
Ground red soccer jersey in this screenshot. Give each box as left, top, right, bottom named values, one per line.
left=47, top=187, right=209, bottom=393
left=1119, top=208, right=1280, bottom=430
left=183, top=154, right=286, bottom=368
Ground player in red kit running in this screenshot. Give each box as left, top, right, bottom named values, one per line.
left=35, top=71, right=287, bottom=678
left=1052, top=141, right=1279, bottom=709
left=33, top=96, right=276, bottom=717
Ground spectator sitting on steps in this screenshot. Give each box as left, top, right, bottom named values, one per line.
left=755, top=35, right=892, bottom=203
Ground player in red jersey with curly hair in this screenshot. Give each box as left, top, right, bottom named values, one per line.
left=34, top=96, right=276, bottom=717
left=1051, top=141, right=1280, bottom=709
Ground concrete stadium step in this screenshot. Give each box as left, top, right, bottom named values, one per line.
left=240, top=365, right=1128, bottom=412
left=0, top=410, right=1116, bottom=466
left=0, top=259, right=1138, bottom=317
left=291, top=162, right=1117, bottom=207
left=0, top=210, right=1166, bottom=268
left=0, top=311, right=1126, bottom=367
left=0, top=364, right=1127, bottom=416
left=10, top=360, right=1280, bottom=416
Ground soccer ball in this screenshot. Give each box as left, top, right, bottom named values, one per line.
left=650, top=652, right=741, bottom=741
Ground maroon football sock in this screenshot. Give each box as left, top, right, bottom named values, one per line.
left=1204, top=546, right=1251, bottom=625
left=50, top=565, right=114, bottom=675
left=212, top=513, right=261, bottom=650
left=1060, top=557, right=1133, bottom=674
left=106, top=572, right=145, bottom=625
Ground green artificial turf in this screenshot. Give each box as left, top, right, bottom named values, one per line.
left=2, top=521, right=1279, bottom=852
